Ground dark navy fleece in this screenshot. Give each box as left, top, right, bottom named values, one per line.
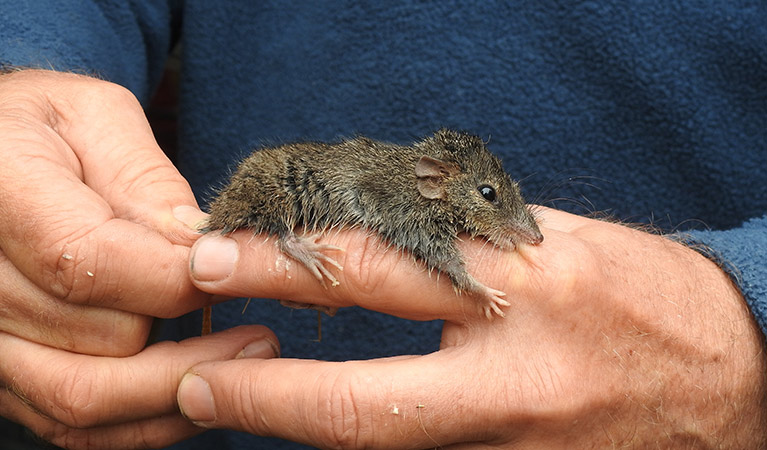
left=2, top=1, right=766, bottom=448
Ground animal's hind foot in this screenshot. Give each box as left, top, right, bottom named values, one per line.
left=280, top=232, right=344, bottom=287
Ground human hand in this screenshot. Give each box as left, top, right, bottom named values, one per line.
left=0, top=325, right=279, bottom=449
left=0, top=69, right=210, bottom=356
left=179, top=207, right=766, bottom=448
left=0, top=69, right=221, bottom=447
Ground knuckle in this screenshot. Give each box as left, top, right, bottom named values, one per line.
left=231, top=372, right=265, bottom=432
left=110, top=159, right=172, bottom=202
left=46, top=415, right=179, bottom=450
left=543, top=239, right=603, bottom=307
left=51, top=425, right=155, bottom=450
left=110, top=315, right=152, bottom=355
left=49, top=430, right=99, bottom=450
left=49, top=362, right=103, bottom=428
left=316, top=368, right=378, bottom=449
left=340, top=233, right=397, bottom=300
left=31, top=423, right=84, bottom=450
left=85, top=313, right=152, bottom=357
left=45, top=235, right=101, bottom=305
left=80, top=77, right=139, bottom=108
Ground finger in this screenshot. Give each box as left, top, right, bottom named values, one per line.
left=0, top=200, right=209, bottom=317
left=190, top=230, right=526, bottom=322
left=38, top=71, right=202, bottom=240
left=0, top=248, right=151, bottom=357
left=0, top=326, right=279, bottom=430
left=1, top=69, right=201, bottom=243
left=189, top=207, right=605, bottom=322
left=0, top=392, right=202, bottom=450
left=0, top=77, right=209, bottom=316
left=178, top=351, right=506, bottom=449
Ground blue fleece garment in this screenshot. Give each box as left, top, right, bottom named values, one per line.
left=2, top=1, right=766, bottom=449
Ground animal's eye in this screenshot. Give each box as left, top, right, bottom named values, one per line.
left=478, top=185, right=497, bottom=203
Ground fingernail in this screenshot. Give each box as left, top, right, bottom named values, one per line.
left=191, top=235, right=238, bottom=281
left=177, top=373, right=216, bottom=426
left=173, top=205, right=208, bottom=231
left=236, top=338, right=280, bottom=359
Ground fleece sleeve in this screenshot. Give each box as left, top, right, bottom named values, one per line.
left=687, top=216, right=767, bottom=340
left=0, top=0, right=176, bottom=103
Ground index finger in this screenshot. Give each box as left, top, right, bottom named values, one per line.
left=189, top=226, right=541, bottom=322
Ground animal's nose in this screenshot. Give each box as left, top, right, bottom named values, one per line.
left=528, top=229, right=544, bottom=245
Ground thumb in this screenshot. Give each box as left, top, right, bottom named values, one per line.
left=177, top=352, right=496, bottom=449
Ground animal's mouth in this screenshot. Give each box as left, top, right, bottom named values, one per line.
left=487, top=224, right=544, bottom=250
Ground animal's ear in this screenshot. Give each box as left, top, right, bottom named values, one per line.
left=415, top=155, right=459, bottom=177
left=415, top=156, right=460, bottom=199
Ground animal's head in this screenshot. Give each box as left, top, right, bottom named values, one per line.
left=414, top=129, right=543, bottom=249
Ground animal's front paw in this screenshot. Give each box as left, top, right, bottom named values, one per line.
left=478, top=286, right=510, bottom=319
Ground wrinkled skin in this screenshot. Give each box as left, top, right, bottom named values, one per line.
left=0, top=70, right=764, bottom=449
left=182, top=207, right=766, bottom=449
left=0, top=69, right=280, bottom=449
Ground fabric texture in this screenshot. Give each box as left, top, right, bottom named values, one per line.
left=2, top=1, right=766, bottom=448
